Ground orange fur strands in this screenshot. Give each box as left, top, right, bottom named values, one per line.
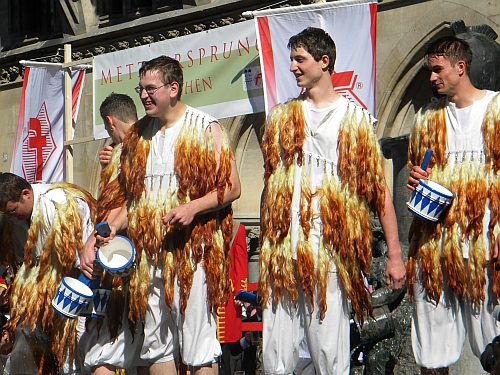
left=297, top=168, right=315, bottom=305
left=51, top=315, right=78, bottom=372
left=258, top=166, right=296, bottom=303
left=121, top=116, right=151, bottom=201
left=280, top=101, right=306, bottom=168
left=489, top=180, right=500, bottom=297
left=97, top=178, right=126, bottom=224
left=99, top=145, right=122, bottom=193
left=260, top=100, right=382, bottom=321
left=122, top=111, right=234, bottom=320
left=262, top=116, right=281, bottom=185
left=337, top=104, right=386, bottom=214
left=176, top=238, right=194, bottom=315
left=482, top=94, right=500, bottom=174
left=408, top=99, right=447, bottom=169
left=296, top=238, right=315, bottom=306
left=262, top=100, right=307, bottom=180
left=442, top=225, right=467, bottom=297
left=258, top=238, right=272, bottom=307
left=8, top=183, right=95, bottom=373
left=204, top=219, right=231, bottom=312
left=128, top=250, right=150, bottom=323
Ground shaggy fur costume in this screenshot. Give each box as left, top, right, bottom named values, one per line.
left=259, top=98, right=387, bottom=321
left=97, top=112, right=234, bottom=326
left=407, top=94, right=500, bottom=306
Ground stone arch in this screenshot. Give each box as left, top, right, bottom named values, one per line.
left=222, top=113, right=266, bottom=226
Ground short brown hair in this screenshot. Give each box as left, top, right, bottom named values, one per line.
left=425, top=36, right=473, bottom=75
left=0, top=173, right=31, bottom=210
left=288, top=27, right=336, bottom=74
left=139, top=56, right=184, bottom=99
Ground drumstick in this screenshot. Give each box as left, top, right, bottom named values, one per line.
left=420, top=149, right=433, bottom=171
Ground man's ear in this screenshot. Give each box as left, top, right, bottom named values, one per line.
left=456, top=60, right=466, bottom=76
left=105, top=115, right=116, bottom=130
left=170, top=82, right=180, bottom=98
left=20, top=188, right=31, bottom=202
left=321, top=55, right=329, bottom=71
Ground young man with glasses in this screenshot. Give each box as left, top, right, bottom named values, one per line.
left=80, top=55, right=241, bottom=375
left=0, top=172, right=95, bottom=375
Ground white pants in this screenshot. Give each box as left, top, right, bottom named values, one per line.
left=262, top=271, right=349, bottom=375
left=412, top=265, right=500, bottom=368
left=81, top=304, right=146, bottom=372
left=141, top=261, right=221, bottom=366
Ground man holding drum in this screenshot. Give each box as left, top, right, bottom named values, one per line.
left=0, top=173, right=95, bottom=375
left=407, top=36, right=500, bottom=375
left=80, top=55, right=241, bottom=375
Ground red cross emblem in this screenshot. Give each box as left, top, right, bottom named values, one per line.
left=21, top=102, right=56, bottom=183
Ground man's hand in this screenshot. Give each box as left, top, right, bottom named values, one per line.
left=99, top=145, right=114, bottom=168
left=407, top=165, right=432, bottom=191
left=80, top=223, right=117, bottom=279
left=162, top=202, right=197, bottom=229
left=385, top=254, right=406, bottom=291
left=80, top=234, right=100, bottom=279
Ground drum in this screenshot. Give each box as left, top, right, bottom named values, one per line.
left=80, top=287, right=111, bottom=319
left=96, top=235, right=136, bottom=277
left=407, top=179, right=454, bottom=222
left=51, top=277, right=94, bottom=319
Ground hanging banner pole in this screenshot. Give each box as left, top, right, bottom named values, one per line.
left=64, top=44, right=73, bottom=183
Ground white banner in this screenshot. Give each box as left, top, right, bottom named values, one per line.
left=11, top=67, right=85, bottom=183
left=255, top=0, right=377, bottom=114
left=93, top=20, right=264, bottom=140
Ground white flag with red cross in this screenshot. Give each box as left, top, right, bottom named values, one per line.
left=254, top=0, right=377, bottom=115
left=11, top=66, right=85, bottom=183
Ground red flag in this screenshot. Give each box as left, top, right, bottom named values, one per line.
left=11, top=67, right=85, bottom=183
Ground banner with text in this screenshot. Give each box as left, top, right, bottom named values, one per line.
left=12, top=66, right=85, bottom=183
left=255, top=0, right=377, bottom=114
left=93, top=20, right=263, bottom=140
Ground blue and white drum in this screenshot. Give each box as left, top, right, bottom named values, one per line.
left=52, top=277, right=94, bottom=319
left=407, top=179, right=454, bottom=222
left=97, top=235, right=136, bottom=277
left=80, top=287, right=111, bottom=319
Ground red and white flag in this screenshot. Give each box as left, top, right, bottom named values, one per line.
left=11, top=66, right=85, bottom=183
left=255, top=0, right=377, bottom=114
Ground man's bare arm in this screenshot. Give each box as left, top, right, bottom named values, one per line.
left=379, top=184, right=406, bottom=290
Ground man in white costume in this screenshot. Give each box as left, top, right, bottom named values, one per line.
left=80, top=55, right=241, bottom=375
left=0, top=172, right=95, bottom=375
left=259, top=27, right=406, bottom=375
left=407, top=36, right=500, bottom=375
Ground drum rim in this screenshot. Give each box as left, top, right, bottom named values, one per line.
left=96, top=235, right=136, bottom=271
left=61, top=276, right=94, bottom=298
left=417, top=179, right=454, bottom=199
